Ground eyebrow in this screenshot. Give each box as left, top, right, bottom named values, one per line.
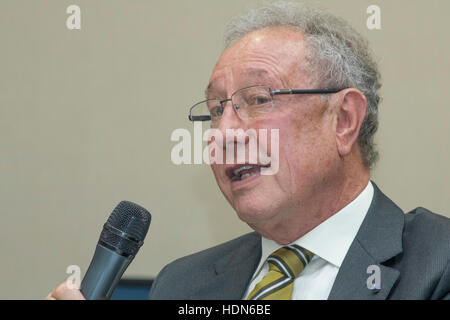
left=204, top=82, right=216, bottom=99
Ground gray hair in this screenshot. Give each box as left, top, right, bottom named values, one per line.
left=223, top=1, right=381, bottom=169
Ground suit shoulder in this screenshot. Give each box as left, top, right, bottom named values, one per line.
left=165, top=231, right=260, bottom=269
left=405, top=207, right=450, bottom=236
left=403, top=207, right=450, bottom=251
left=149, top=232, right=260, bottom=299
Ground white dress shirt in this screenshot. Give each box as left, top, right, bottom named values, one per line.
left=243, top=181, right=374, bottom=300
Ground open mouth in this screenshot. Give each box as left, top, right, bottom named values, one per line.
left=226, top=164, right=271, bottom=182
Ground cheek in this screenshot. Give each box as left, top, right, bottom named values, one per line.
left=277, top=113, right=337, bottom=184
left=210, top=164, right=233, bottom=202
left=211, top=164, right=225, bottom=187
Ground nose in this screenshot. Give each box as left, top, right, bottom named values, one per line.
left=216, top=100, right=246, bottom=132
left=214, top=100, right=250, bottom=161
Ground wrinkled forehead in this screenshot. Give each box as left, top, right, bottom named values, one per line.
left=208, top=27, right=310, bottom=95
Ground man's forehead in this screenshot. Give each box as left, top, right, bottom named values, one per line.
left=206, top=27, right=308, bottom=93
left=218, top=31, right=303, bottom=66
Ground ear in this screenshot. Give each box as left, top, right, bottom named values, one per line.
left=334, top=89, right=367, bottom=157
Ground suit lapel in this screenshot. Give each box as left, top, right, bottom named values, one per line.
left=214, top=232, right=262, bottom=299
left=327, top=239, right=400, bottom=299
left=328, top=182, right=404, bottom=300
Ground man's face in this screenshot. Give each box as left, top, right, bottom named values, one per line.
left=208, top=27, right=341, bottom=235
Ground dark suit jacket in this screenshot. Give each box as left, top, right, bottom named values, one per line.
left=149, top=183, right=450, bottom=299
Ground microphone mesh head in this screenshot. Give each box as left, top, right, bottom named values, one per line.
left=107, top=201, right=151, bottom=241
left=99, top=201, right=151, bottom=257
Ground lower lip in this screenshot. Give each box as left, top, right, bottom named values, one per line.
left=230, top=170, right=261, bottom=190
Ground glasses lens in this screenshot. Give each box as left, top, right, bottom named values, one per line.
left=233, top=86, right=273, bottom=120
left=190, top=86, right=273, bottom=128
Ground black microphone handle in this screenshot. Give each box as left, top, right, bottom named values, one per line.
left=80, top=244, right=133, bottom=300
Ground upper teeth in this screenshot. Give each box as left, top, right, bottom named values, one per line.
left=234, top=165, right=255, bottom=176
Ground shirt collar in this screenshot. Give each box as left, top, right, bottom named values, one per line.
left=259, top=181, right=374, bottom=269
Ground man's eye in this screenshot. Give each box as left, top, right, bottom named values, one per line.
left=249, top=95, right=270, bottom=105
left=210, top=105, right=224, bottom=117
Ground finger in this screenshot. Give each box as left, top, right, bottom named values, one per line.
left=52, top=281, right=86, bottom=300
left=45, top=293, right=56, bottom=300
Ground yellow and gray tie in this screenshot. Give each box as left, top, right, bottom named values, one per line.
left=247, top=245, right=313, bottom=300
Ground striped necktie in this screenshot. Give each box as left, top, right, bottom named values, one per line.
left=247, top=245, right=313, bottom=300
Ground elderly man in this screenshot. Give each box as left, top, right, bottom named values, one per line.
left=48, top=2, right=450, bottom=300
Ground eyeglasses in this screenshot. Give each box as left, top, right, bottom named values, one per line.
left=188, top=85, right=345, bottom=128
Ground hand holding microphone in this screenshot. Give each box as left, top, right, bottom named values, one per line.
left=46, top=201, right=151, bottom=300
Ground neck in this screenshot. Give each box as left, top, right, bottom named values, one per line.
left=249, top=160, right=370, bottom=245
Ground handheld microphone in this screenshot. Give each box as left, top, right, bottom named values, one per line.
left=80, top=201, right=151, bottom=300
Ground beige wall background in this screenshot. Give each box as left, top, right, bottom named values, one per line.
left=0, top=0, right=448, bottom=299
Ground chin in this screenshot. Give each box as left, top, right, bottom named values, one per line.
left=232, top=194, right=281, bottom=225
